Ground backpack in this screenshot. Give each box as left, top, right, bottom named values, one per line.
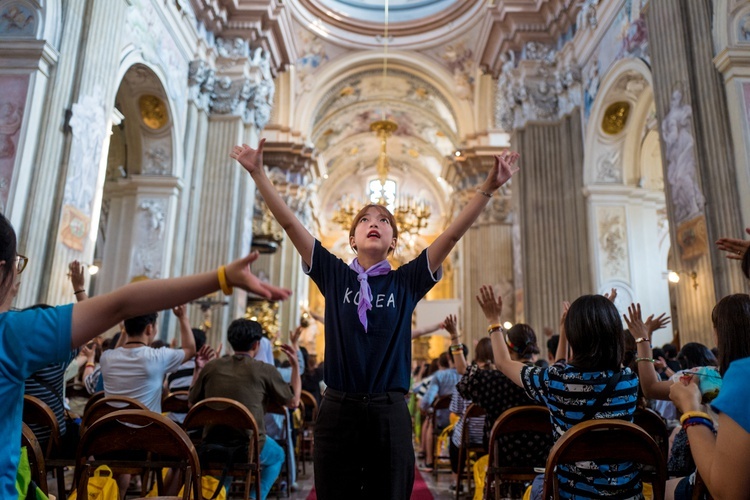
left=15, top=447, right=50, bottom=500
left=195, top=429, right=249, bottom=500
left=68, top=465, right=119, bottom=500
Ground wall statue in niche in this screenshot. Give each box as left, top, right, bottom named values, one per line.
left=130, top=198, right=166, bottom=279
left=739, top=13, right=750, bottom=42
left=661, top=89, right=704, bottom=225
left=597, top=207, right=630, bottom=282
left=0, top=75, right=29, bottom=214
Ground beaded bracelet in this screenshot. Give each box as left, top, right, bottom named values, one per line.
left=487, top=323, right=503, bottom=334
left=217, top=265, right=233, bottom=295
left=679, top=410, right=712, bottom=425
left=449, top=344, right=464, bottom=353
left=635, top=357, right=655, bottom=363
left=477, top=189, right=493, bottom=198
left=682, top=417, right=715, bottom=432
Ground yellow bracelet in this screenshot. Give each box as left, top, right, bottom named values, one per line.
left=487, top=323, right=503, bottom=334
left=679, top=410, right=711, bottom=425
left=218, top=265, right=233, bottom=295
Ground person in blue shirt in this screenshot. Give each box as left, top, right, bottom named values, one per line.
left=232, top=140, right=520, bottom=498
left=0, top=213, right=291, bottom=499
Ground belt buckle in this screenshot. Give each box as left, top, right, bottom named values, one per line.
left=362, top=395, right=370, bottom=403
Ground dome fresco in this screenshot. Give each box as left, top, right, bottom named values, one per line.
left=316, top=0, right=459, bottom=24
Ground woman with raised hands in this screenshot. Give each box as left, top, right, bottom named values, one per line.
left=0, top=214, right=291, bottom=498
left=232, top=139, right=520, bottom=498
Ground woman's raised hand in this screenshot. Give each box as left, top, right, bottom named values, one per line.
left=443, top=314, right=459, bottom=340
left=231, top=139, right=266, bottom=175
left=224, top=251, right=293, bottom=300
left=623, top=303, right=649, bottom=340
left=476, top=285, right=503, bottom=324
left=716, top=227, right=750, bottom=260
left=484, top=151, right=520, bottom=192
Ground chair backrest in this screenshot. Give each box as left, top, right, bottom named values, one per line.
left=461, top=403, right=487, bottom=449
left=432, top=393, right=452, bottom=411
left=183, top=398, right=262, bottom=500
left=542, top=419, right=667, bottom=500
left=300, top=390, right=318, bottom=422
left=633, top=407, right=669, bottom=461
left=82, top=390, right=105, bottom=418
left=80, top=395, right=149, bottom=434
left=486, top=405, right=552, bottom=484
left=21, top=423, right=48, bottom=494
left=162, top=390, right=190, bottom=414
left=22, top=394, right=60, bottom=458
left=74, top=409, right=202, bottom=498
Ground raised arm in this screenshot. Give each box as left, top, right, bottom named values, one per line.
left=444, top=314, right=468, bottom=375
left=232, top=140, right=315, bottom=267
left=69, top=260, right=88, bottom=301
left=71, top=252, right=291, bottom=349
left=477, top=285, right=524, bottom=387
left=280, top=343, right=302, bottom=409
left=670, top=379, right=750, bottom=499
left=412, top=321, right=444, bottom=339
left=555, top=302, right=570, bottom=362
left=172, top=304, right=196, bottom=362
left=427, top=152, right=519, bottom=273
left=624, top=303, right=673, bottom=399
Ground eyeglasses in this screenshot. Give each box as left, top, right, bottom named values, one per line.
left=15, top=254, right=28, bottom=274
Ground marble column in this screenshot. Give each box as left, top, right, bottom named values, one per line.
left=646, top=0, right=747, bottom=345
left=3, top=1, right=84, bottom=307
left=193, top=41, right=277, bottom=347
left=512, top=112, right=592, bottom=334
left=443, top=149, right=514, bottom=351
left=40, top=0, right=130, bottom=306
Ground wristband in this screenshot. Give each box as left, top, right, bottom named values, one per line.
left=487, top=323, right=503, bottom=334
left=679, top=411, right=712, bottom=425
left=634, top=337, right=650, bottom=345
left=217, top=265, right=233, bottom=295
left=449, top=344, right=464, bottom=353
left=635, top=357, right=655, bottom=363
left=74, top=290, right=86, bottom=295
left=682, top=417, right=715, bottom=432
left=85, top=362, right=95, bottom=368
left=477, top=189, right=493, bottom=198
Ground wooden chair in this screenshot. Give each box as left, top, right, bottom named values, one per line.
left=430, top=394, right=453, bottom=479
left=692, top=470, right=714, bottom=500
left=265, top=400, right=293, bottom=498
left=22, top=394, right=71, bottom=495
left=455, top=403, right=486, bottom=499
left=634, top=407, right=669, bottom=462
left=162, top=390, right=190, bottom=415
left=484, top=406, right=553, bottom=500
left=183, top=398, right=261, bottom=500
left=80, top=395, right=149, bottom=434
left=21, top=423, right=48, bottom=495
left=74, top=409, right=202, bottom=499
left=542, top=419, right=667, bottom=500
left=298, top=390, right=318, bottom=475
left=82, top=390, right=105, bottom=418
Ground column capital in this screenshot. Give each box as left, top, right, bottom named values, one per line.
left=495, top=42, right=582, bottom=130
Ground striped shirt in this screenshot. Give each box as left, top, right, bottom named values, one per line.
left=448, top=387, right=485, bottom=448
left=24, top=353, right=76, bottom=445
left=521, top=363, right=640, bottom=500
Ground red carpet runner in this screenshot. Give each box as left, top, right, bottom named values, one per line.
left=305, top=466, right=434, bottom=499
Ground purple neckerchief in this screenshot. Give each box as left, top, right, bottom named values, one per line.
left=349, top=257, right=392, bottom=332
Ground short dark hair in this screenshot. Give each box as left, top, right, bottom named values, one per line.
left=507, top=323, right=540, bottom=360
left=124, top=313, right=158, bottom=335
left=227, top=319, right=263, bottom=352
left=547, top=334, right=560, bottom=358
left=677, top=342, right=718, bottom=370
left=474, top=337, right=494, bottom=365
left=662, top=344, right=677, bottom=359
left=712, top=293, right=750, bottom=375
left=192, top=328, right=207, bottom=351
left=565, top=295, right=624, bottom=371
left=438, top=351, right=451, bottom=368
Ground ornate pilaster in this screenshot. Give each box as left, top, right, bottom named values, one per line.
left=443, top=148, right=514, bottom=351
left=646, top=0, right=747, bottom=345
left=254, top=142, right=316, bottom=339
left=512, top=112, right=591, bottom=335
left=42, top=0, right=129, bottom=306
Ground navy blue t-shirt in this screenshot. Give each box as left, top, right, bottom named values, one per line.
left=303, top=240, right=441, bottom=393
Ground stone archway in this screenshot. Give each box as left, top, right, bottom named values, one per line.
left=92, top=64, right=180, bottom=297
left=583, top=58, right=674, bottom=346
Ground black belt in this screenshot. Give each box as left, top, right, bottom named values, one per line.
left=324, top=388, right=405, bottom=404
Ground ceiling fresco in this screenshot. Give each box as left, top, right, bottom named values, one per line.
left=314, top=0, right=460, bottom=24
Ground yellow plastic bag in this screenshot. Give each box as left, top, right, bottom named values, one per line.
left=68, top=465, right=119, bottom=500
left=473, top=454, right=488, bottom=500
left=178, top=475, right=226, bottom=500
